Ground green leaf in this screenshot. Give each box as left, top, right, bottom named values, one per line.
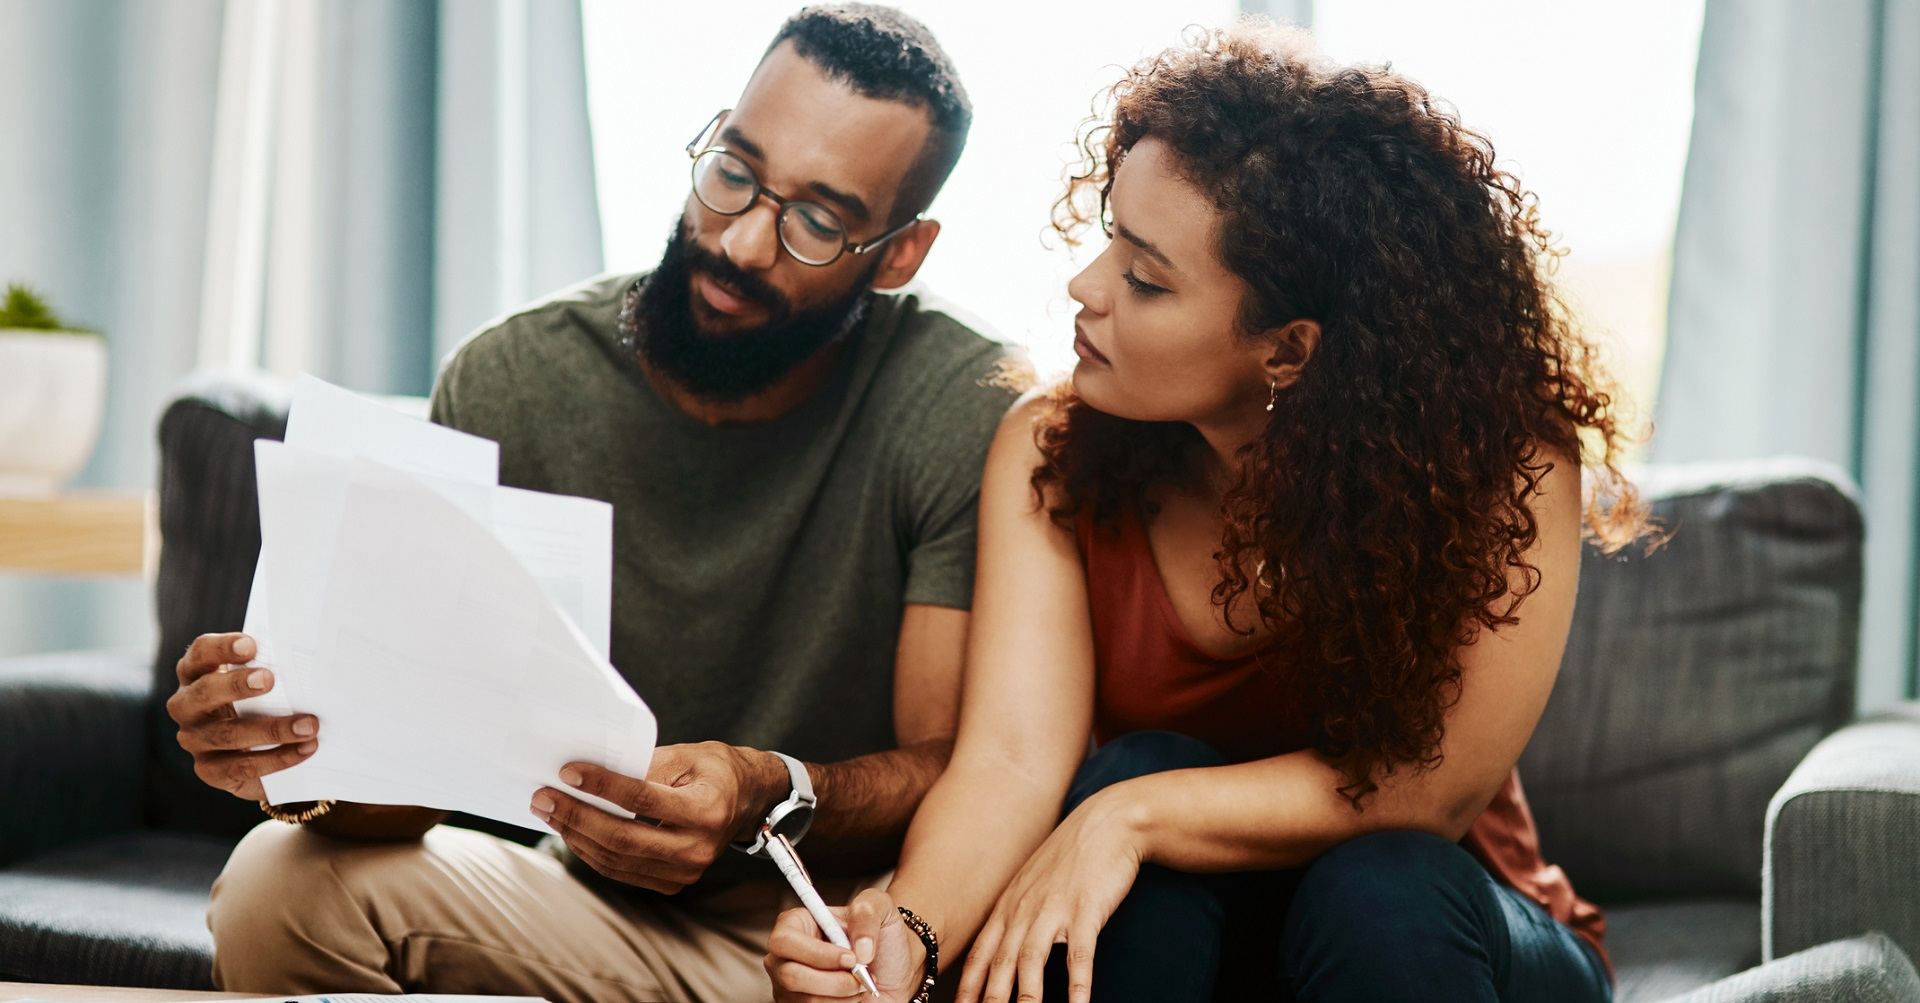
left=0, top=282, right=100, bottom=335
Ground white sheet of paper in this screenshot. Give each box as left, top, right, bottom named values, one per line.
left=256, top=454, right=651, bottom=828
left=237, top=376, right=637, bottom=829
left=239, top=375, right=500, bottom=717
left=283, top=372, right=499, bottom=480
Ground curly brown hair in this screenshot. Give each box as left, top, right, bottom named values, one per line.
left=1032, top=21, right=1654, bottom=809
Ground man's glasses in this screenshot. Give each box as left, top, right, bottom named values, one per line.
left=685, top=110, right=921, bottom=267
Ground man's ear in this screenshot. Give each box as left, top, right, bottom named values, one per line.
left=868, top=219, right=942, bottom=291
left=1262, top=318, right=1322, bottom=389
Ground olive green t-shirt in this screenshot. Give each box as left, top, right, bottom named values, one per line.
left=428, top=271, right=1016, bottom=771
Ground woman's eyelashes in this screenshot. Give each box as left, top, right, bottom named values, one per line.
left=1121, top=270, right=1169, bottom=297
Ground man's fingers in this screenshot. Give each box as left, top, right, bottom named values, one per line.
left=178, top=632, right=255, bottom=684
left=194, top=741, right=316, bottom=800
left=171, top=666, right=275, bottom=723
left=534, top=790, right=687, bottom=858
left=555, top=830, right=695, bottom=894
left=176, top=713, right=316, bottom=754
left=534, top=790, right=710, bottom=880
left=559, top=762, right=661, bottom=818
left=563, top=761, right=707, bottom=830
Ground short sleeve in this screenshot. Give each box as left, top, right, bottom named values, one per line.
left=427, top=335, right=474, bottom=431
left=895, top=345, right=1021, bottom=610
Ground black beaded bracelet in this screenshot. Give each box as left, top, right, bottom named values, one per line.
left=896, top=905, right=939, bottom=1003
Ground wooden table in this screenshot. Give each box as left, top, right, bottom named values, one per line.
left=0, top=491, right=154, bottom=576
left=0, top=983, right=251, bottom=1001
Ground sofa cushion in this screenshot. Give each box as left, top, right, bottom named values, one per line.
left=1666, top=932, right=1920, bottom=1003
left=0, top=831, right=230, bottom=989
left=0, top=649, right=149, bottom=866
left=1610, top=898, right=1763, bottom=1003
left=1520, top=458, right=1862, bottom=901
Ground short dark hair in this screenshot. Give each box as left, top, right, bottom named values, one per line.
left=767, top=4, right=972, bottom=225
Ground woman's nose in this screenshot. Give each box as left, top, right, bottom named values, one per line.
left=1066, top=259, right=1107, bottom=316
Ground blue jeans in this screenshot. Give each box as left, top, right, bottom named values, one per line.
left=1041, top=731, right=1613, bottom=1003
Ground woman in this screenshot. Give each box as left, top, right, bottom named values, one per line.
left=766, top=20, right=1647, bottom=1003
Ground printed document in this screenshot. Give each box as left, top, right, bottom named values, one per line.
left=235, top=375, right=652, bottom=829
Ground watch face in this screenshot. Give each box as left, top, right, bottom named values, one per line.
left=771, top=804, right=815, bottom=842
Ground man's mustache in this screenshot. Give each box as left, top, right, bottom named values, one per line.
left=681, top=239, right=790, bottom=321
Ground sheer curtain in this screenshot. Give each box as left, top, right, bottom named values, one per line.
left=0, top=0, right=604, bottom=657
left=1654, top=0, right=1920, bottom=710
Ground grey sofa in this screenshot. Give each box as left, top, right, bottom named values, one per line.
left=2, top=372, right=1917, bottom=1000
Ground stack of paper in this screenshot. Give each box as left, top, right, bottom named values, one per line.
left=235, top=375, right=655, bottom=829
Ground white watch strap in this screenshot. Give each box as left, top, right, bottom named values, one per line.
left=771, top=751, right=815, bottom=807
left=734, top=751, right=816, bottom=856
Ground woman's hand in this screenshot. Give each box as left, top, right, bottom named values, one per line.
left=957, top=789, right=1145, bottom=1003
left=766, top=888, right=925, bottom=1003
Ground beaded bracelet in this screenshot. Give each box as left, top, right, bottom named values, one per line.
left=896, top=905, right=939, bottom=1003
left=258, top=798, right=336, bottom=824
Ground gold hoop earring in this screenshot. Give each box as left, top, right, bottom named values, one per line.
left=1265, top=380, right=1278, bottom=412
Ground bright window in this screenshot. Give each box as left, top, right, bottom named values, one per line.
left=1312, top=0, right=1707, bottom=437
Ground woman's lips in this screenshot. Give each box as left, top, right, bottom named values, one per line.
left=1073, top=327, right=1111, bottom=365
left=694, top=272, right=759, bottom=317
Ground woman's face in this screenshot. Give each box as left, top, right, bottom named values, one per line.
left=1066, top=137, right=1274, bottom=427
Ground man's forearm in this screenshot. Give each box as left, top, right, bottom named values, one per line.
left=747, top=737, right=954, bottom=872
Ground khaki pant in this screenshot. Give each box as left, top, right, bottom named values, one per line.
left=208, top=821, right=884, bottom=1003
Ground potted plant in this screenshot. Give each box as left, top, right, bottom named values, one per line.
left=0, top=283, right=107, bottom=493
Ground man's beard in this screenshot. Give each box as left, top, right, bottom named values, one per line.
left=618, top=217, right=875, bottom=404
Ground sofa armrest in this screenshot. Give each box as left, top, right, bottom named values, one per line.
left=0, top=648, right=149, bottom=865
left=1765, top=702, right=1920, bottom=965
left=1669, top=933, right=1920, bottom=1003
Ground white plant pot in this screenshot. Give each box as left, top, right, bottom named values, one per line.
left=0, top=329, right=108, bottom=494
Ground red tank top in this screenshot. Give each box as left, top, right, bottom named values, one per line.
left=1077, top=506, right=1612, bottom=981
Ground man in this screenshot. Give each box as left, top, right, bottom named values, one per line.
left=168, top=6, right=1015, bottom=1001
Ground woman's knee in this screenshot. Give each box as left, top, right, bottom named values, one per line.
left=1283, top=830, right=1493, bottom=951
left=1067, top=731, right=1227, bottom=809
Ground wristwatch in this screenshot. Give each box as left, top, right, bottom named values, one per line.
left=731, top=750, right=816, bottom=856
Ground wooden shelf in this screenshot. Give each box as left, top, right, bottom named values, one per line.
left=0, top=491, right=154, bottom=576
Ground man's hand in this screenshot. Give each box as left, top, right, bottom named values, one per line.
left=531, top=740, right=786, bottom=894
left=166, top=632, right=319, bottom=802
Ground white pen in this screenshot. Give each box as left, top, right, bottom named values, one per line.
left=763, top=828, right=880, bottom=998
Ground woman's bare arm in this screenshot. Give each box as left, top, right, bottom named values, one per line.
left=883, top=395, right=1100, bottom=966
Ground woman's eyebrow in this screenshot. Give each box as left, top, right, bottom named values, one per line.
left=1115, top=222, right=1177, bottom=272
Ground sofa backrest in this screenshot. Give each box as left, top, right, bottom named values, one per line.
left=1519, top=458, right=1862, bottom=902
left=143, top=371, right=293, bottom=835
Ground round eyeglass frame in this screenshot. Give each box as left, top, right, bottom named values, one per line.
left=684, top=109, right=923, bottom=267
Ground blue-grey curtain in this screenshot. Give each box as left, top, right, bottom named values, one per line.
left=0, top=0, right=604, bottom=658
left=1654, top=0, right=1920, bottom=710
